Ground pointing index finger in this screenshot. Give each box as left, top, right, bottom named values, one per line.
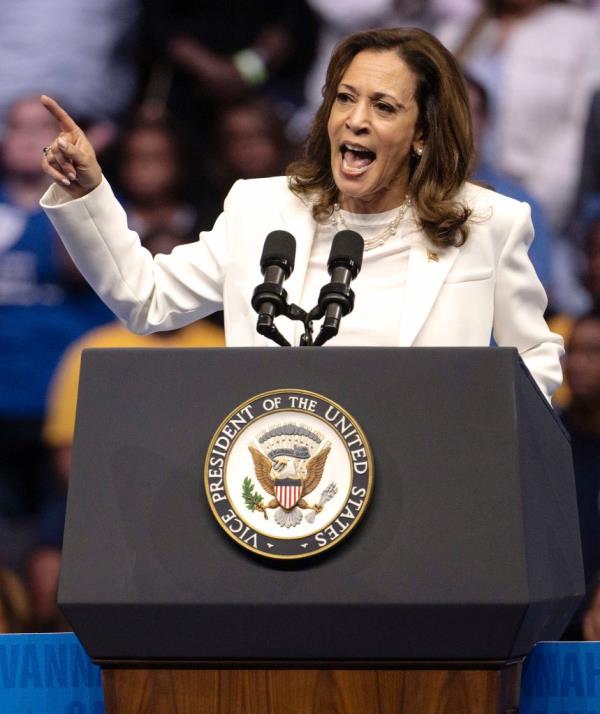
left=40, top=95, right=79, bottom=132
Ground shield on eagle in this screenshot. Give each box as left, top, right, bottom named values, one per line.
left=275, top=478, right=302, bottom=509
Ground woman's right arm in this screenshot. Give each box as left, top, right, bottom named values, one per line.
left=39, top=96, right=227, bottom=334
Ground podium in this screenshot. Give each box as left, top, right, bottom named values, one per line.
left=58, top=347, right=584, bottom=713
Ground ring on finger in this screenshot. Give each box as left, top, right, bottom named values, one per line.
left=42, top=146, right=50, bottom=156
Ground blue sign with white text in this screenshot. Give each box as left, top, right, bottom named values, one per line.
left=2, top=635, right=600, bottom=712
left=521, top=643, right=600, bottom=714
left=0, top=633, right=104, bottom=714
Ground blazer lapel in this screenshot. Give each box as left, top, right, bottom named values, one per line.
left=398, top=240, right=459, bottom=346
left=270, top=186, right=461, bottom=348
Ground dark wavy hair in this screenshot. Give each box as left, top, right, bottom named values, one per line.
left=287, top=27, right=474, bottom=247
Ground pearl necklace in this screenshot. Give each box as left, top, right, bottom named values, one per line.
left=331, top=196, right=412, bottom=251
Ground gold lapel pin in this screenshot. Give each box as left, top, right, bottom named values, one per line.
left=427, top=250, right=439, bottom=263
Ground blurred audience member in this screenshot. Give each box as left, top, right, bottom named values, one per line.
left=551, top=212, right=600, bottom=330
left=559, top=312, right=600, bottom=639
left=139, top=0, right=318, bottom=195
left=465, top=73, right=554, bottom=295
left=112, top=118, right=199, bottom=239
left=26, top=226, right=225, bottom=629
left=550, top=212, right=600, bottom=406
left=572, top=90, right=600, bottom=229
left=142, top=0, right=317, bottom=109
left=0, top=0, right=139, bottom=132
left=26, top=548, right=67, bottom=632
left=219, top=97, right=292, bottom=180
left=0, top=569, right=31, bottom=633
left=582, top=215, right=600, bottom=313
left=562, top=85, right=600, bottom=318
left=201, top=95, right=295, bottom=224
left=560, top=312, right=600, bottom=637
left=0, top=97, right=111, bottom=552
left=436, top=0, right=600, bottom=231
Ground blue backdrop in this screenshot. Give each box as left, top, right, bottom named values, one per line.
left=0, top=633, right=103, bottom=714
left=1, top=634, right=600, bottom=713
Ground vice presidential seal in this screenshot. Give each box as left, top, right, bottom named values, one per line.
left=204, top=389, right=373, bottom=559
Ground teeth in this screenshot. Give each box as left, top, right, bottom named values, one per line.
left=343, top=143, right=372, bottom=154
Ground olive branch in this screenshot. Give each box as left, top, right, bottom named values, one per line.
left=242, top=477, right=265, bottom=515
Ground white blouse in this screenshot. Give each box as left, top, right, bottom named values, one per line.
left=298, top=206, right=419, bottom=346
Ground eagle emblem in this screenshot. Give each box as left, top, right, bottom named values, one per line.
left=244, top=424, right=334, bottom=528
left=205, top=389, right=373, bottom=559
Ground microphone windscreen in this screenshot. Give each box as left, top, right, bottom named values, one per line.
left=261, top=231, right=296, bottom=273
left=329, top=230, right=364, bottom=273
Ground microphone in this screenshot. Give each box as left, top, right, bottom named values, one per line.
left=251, top=231, right=296, bottom=346
left=312, top=230, right=364, bottom=346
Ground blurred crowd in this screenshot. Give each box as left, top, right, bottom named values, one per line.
left=1, top=0, right=600, bottom=637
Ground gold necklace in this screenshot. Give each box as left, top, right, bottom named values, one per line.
left=331, top=196, right=412, bottom=251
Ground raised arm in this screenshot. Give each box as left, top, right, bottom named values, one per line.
left=39, top=95, right=228, bottom=336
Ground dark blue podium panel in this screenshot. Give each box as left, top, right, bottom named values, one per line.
left=58, top=347, right=583, bottom=662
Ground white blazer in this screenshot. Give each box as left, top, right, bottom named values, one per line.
left=40, top=175, right=563, bottom=400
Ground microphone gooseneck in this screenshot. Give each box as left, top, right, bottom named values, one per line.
left=312, top=230, right=364, bottom=347
left=251, top=231, right=296, bottom=346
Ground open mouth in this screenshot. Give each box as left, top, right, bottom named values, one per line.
left=340, top=142, right=376, bottom=175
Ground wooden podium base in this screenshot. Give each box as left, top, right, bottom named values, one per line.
left=102, top=663, right=521, bottom=714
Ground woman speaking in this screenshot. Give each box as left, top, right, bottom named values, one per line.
left=39, top=27, right=563, bottom=400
